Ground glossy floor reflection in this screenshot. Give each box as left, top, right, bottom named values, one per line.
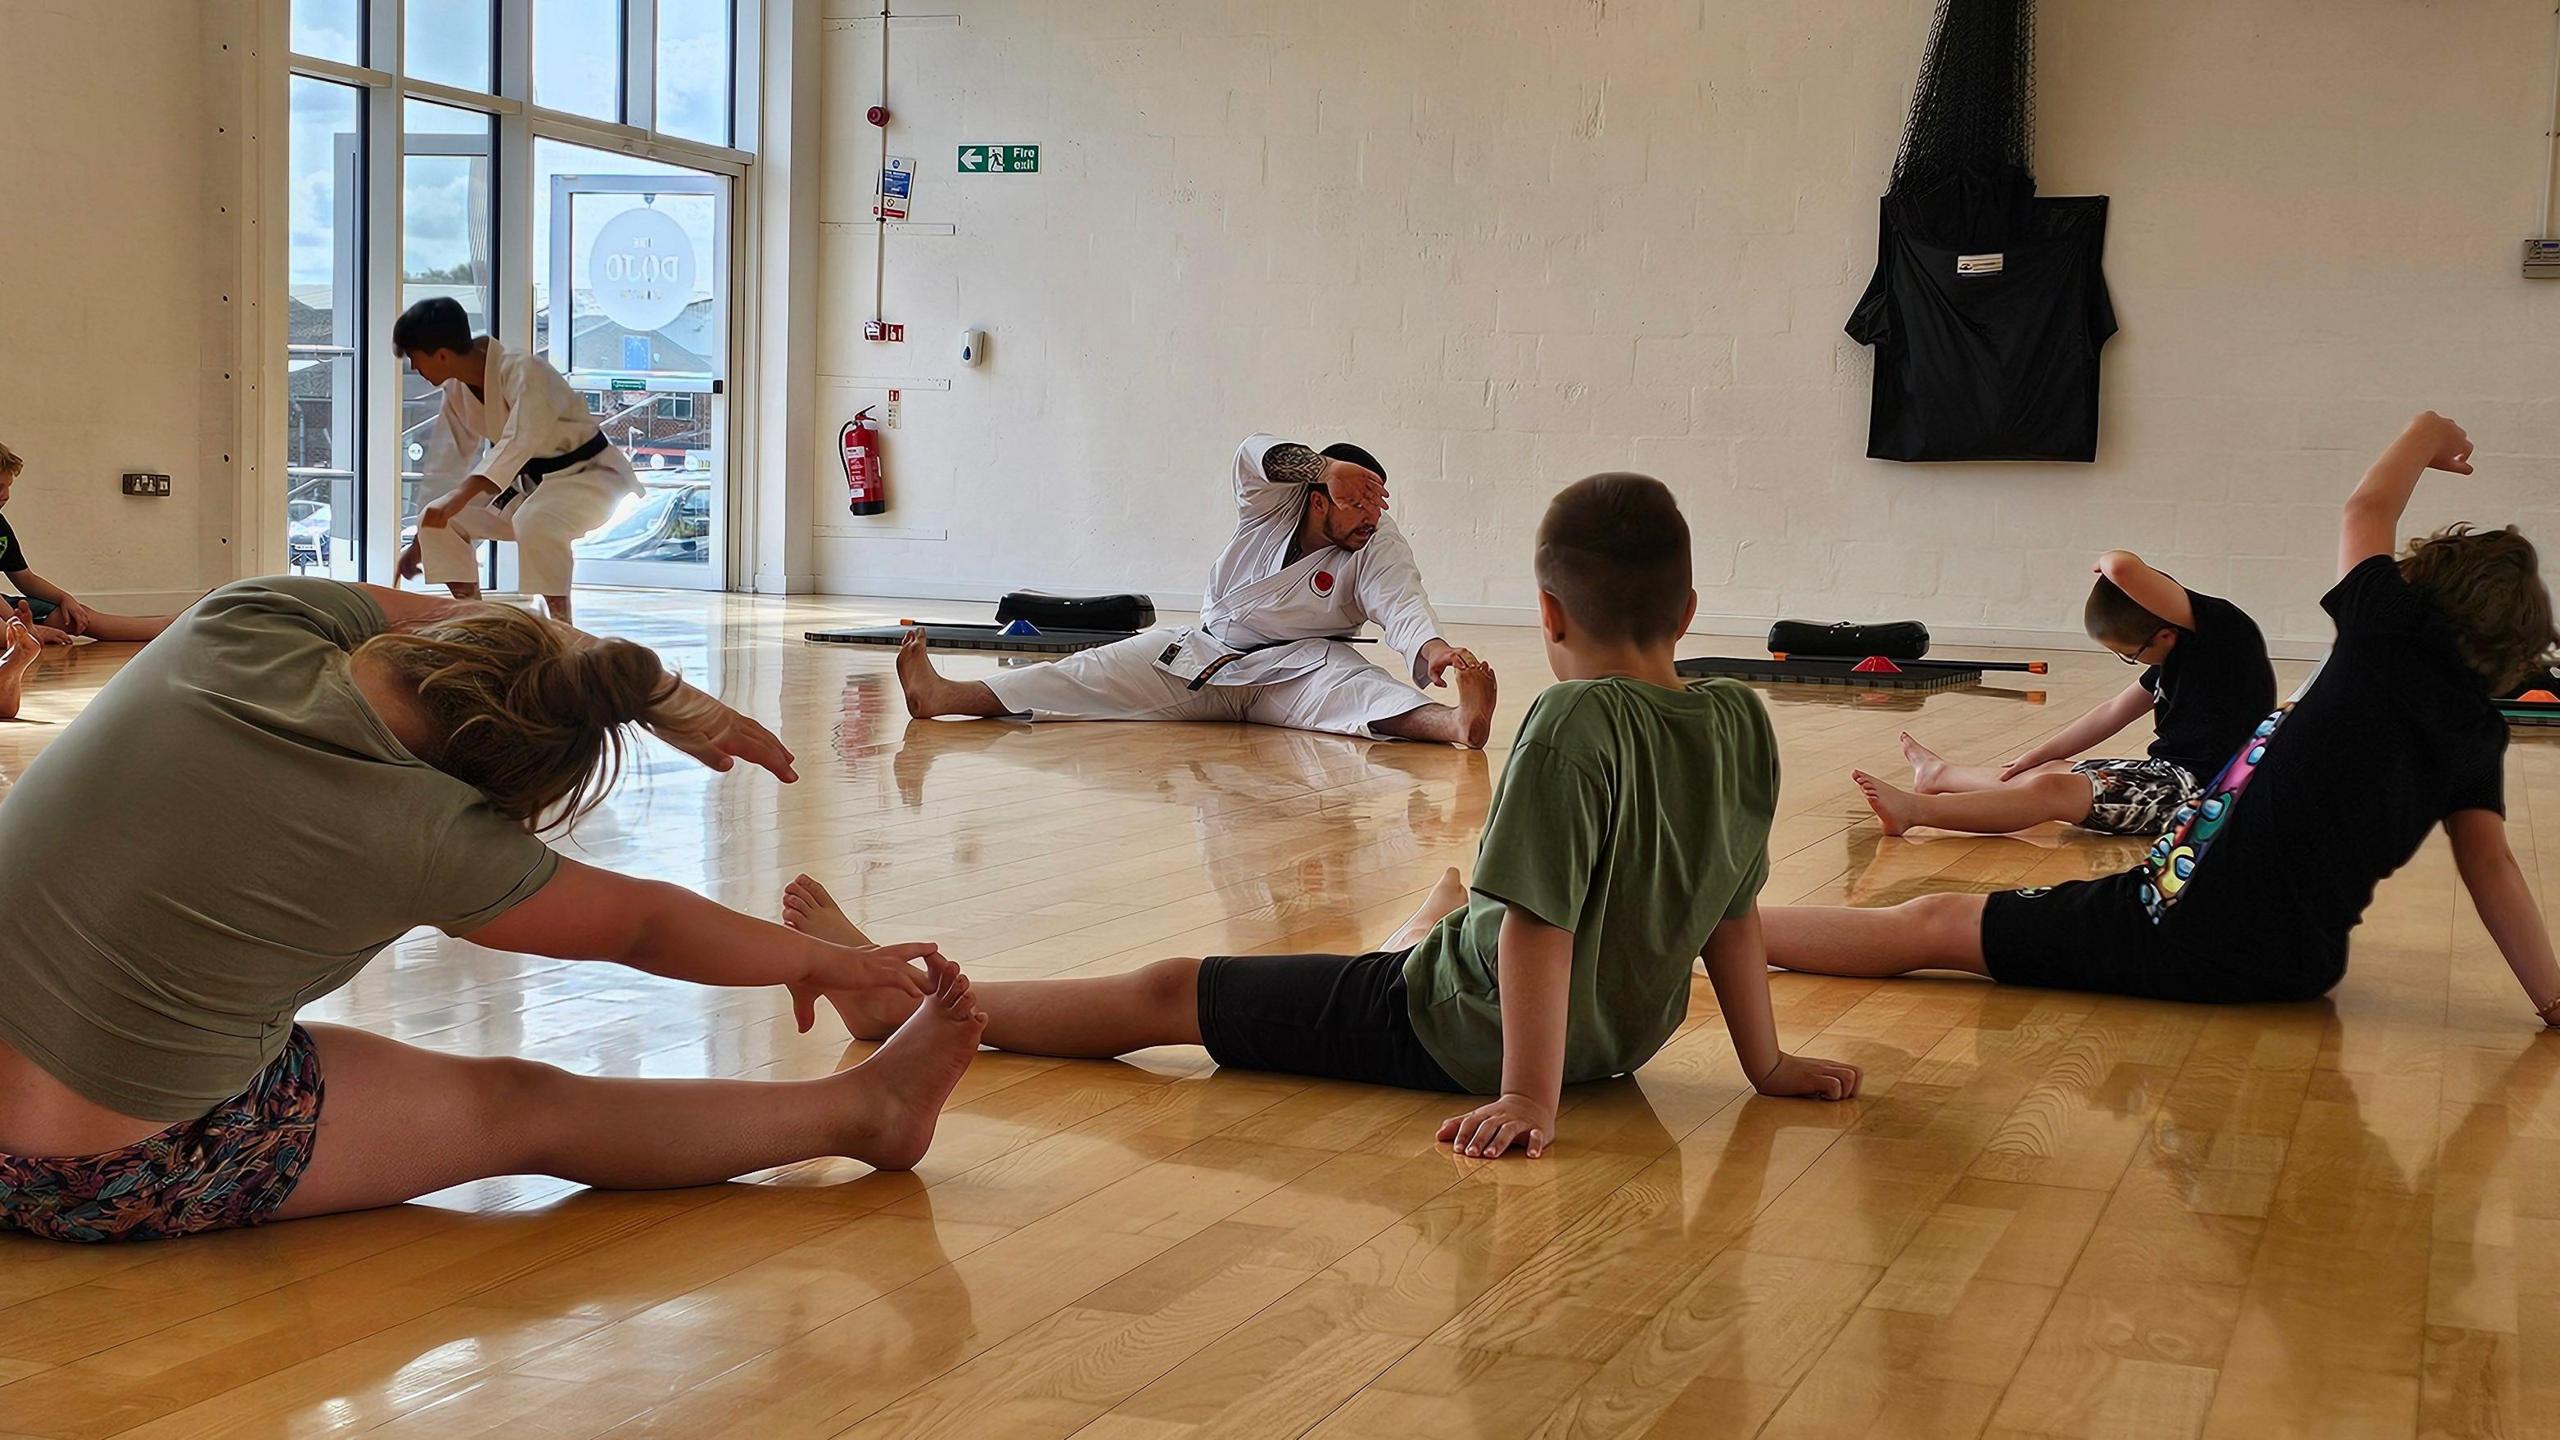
left=0, top=591, right=2552, bottom=1439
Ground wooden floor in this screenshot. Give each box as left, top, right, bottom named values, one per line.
left=2, top=592, right=2554, bottom=1440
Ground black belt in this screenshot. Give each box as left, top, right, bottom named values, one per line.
left=1164, top=634, right=1359, bottom=691
left=491, top=432, right=610, bottom=512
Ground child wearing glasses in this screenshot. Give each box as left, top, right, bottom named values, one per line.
left=1854, top=550, right=2274, bottom=839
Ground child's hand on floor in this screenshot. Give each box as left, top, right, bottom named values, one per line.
left=1437, top=1092, right=1555, bottom=1159
left=1750, top=1051, right=1863, bottom=1101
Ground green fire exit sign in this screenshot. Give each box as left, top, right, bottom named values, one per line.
left=957, top=144, right=1040, bottom=174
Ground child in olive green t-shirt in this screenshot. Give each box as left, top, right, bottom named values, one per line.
left=787, top=473, right=1864, bottom=1160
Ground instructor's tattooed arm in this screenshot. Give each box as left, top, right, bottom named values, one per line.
left=1261, top=443, right=1327, bottom=488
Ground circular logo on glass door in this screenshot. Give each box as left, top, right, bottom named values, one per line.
left=588, top=206, right=694, bottom=334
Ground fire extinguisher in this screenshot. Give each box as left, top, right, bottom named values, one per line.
left=841, top=408, right=886, bottom=516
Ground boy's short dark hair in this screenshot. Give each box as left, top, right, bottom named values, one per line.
left=2084, top=577, right=2167, bottom=649
left=2400, top=523, right=2557, bottom=694
left=1534, top=473, right=1692, bottom=644
left=392, top=296, right=474, bottom=357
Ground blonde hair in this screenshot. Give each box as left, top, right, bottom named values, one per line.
left=357, top=606, right=675, bottom=831
left=0, top=442, right=21, bottom=476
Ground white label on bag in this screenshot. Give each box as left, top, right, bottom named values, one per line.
left=1956, top=252, right=2006, bottom=276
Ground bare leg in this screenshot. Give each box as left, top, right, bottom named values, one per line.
left=0, top=618, right=41, bottom=719
left=271, top=961, right=987, bottom=1221
left=895, top=628, right=1015, bottom=719
left=784, top=873, right=1197, bottom=1053
left=77, top=611, right=181, bottom=644
left=1760, top=893, right=1991, bottom=979
left=785, top=864, right=1475, bottom=1062
left=1371, top=654, right=1497, bottom=749
left=1854, top=768, right=2094, bottom=838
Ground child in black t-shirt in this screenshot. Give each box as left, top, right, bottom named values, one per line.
left=0, top=443, right=181, bottom=645
left=1764, top=411, right=2560, bottom=1022
left=1866, top=551, right=2274, bottom=839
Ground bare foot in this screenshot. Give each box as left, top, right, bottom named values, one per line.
left=1899, top=732, right=1950, bottom=793
left=0, top=619, right=42, bottom=720
left=895, top=628, right=960, bottom=719
left=1852, top=769, right=1919, bottom=837
left=783, top=873, right=919, bottom=1040
left=837, top=955, right=987, bottom=1172
left=1453, top=655, right=1498, bottom=749
left=1386, top=866, right=1469, bottom=949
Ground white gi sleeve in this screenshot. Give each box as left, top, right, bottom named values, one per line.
left=1351, top=521, right=1446, bottom=688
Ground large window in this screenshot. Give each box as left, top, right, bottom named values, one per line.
left=405, top=0, right=494, bottom=91
left=534, top=0, right=624, bottom=121
left=655, top=0, right=733, bottom=145
left=286, top=76, right=365, bottom=578
left=281, top=0, right=749, bottom=592
left=401, top=100, right=496, bottom=541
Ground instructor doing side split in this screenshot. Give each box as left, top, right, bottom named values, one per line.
left=898, top=435, right=1499, bottom=747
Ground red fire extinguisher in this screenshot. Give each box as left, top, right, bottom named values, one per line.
left=841, top=408, right=886, bottom=516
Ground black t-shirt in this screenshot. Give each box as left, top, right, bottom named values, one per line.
left=1847, top=173, right=2118, bottom=463
left=0, top=514, right=28, bottom=575
left=2131, top=556, right=2508, bottom=970
left=2143, top=589, right=2275, bottom=779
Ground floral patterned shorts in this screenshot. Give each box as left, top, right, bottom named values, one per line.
left=0, top=1026, right=323, bottom=1243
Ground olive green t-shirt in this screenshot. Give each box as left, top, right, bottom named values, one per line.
left=1401, top=677, right=1778, bottom=1094
left=0, top=578, right=561, bottom=1121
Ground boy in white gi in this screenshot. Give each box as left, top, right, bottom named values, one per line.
left=896, top=435, right=1499, bottom=747
left=391, top=297, right=643, bottom=623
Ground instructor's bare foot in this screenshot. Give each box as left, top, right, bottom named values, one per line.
left=0, top=619, right=42, bottom=720
left=1453, top=655, right=1498, bottom=749
left=1852, top=769, right=1919, bottom=837
left=838, top=956, right=986, bottom=1172
left=784, top=873, right=918, bottom=1039
left=1899, top=732, right=1950, bottom=793
left=895, top=628, right=963, bottom=719
left=1387, top=866, right=1469, bottom=949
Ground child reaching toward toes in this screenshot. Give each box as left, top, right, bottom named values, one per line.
left=1859, top=549, right=2274, bottom=839
left=1763, top=412, right=2560, bottom=1017
left=785, top=473, right=1862, bottom=1160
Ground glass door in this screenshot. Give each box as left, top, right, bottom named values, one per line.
left=535, top=146, right=730, bottom=590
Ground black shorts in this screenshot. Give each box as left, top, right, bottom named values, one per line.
left=1195, top=949, right=1467, bottom=1092
left=1981, top=873, right=2345, bottom=1004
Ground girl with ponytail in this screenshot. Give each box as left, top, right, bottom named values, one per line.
left=0, top=578, right=985, bottom=1242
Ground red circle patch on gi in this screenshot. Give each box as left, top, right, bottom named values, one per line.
left=1312, top=570, right=1336, bottom=596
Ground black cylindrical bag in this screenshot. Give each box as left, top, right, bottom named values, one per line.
left=1766, top=619, right=1932, bottom=661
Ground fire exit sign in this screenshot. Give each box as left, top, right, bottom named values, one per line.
left=957, top=144, right=1040, bottom=174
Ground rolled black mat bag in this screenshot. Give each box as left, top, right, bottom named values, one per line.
left=1766, top=619, right=1933, bottom=661
left=994, top=591, right=1158, bottom=632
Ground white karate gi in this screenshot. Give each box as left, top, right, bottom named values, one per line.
left=416, top=339, right=644, bottom=596
left=983, top=434, right=1449, bottom=739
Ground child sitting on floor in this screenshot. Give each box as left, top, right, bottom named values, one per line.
left=783, top=472, right=1863, bottom=1158
left=1762, top=411, right=2560, bottom=1017
left=1859, top=549, right=2274, bottom=839
left=0, top=442, right=182, bottom=645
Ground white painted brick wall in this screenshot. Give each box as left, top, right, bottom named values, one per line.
left=812, top=0, right=2560, bottom=654
left=0, top=0, right=227, bottom=599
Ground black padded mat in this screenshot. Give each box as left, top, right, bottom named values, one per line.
left=804, top=623, right=1136, bottom=655
left=1675, top=655, right=1984, bottom=693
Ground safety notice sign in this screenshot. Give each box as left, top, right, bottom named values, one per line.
left=875, top=155, right=914, bottom=220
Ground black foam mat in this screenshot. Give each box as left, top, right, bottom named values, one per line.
left=1675, top=655, right=1983, bottom=693
left=805, top=623, right=1136, bottom=655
